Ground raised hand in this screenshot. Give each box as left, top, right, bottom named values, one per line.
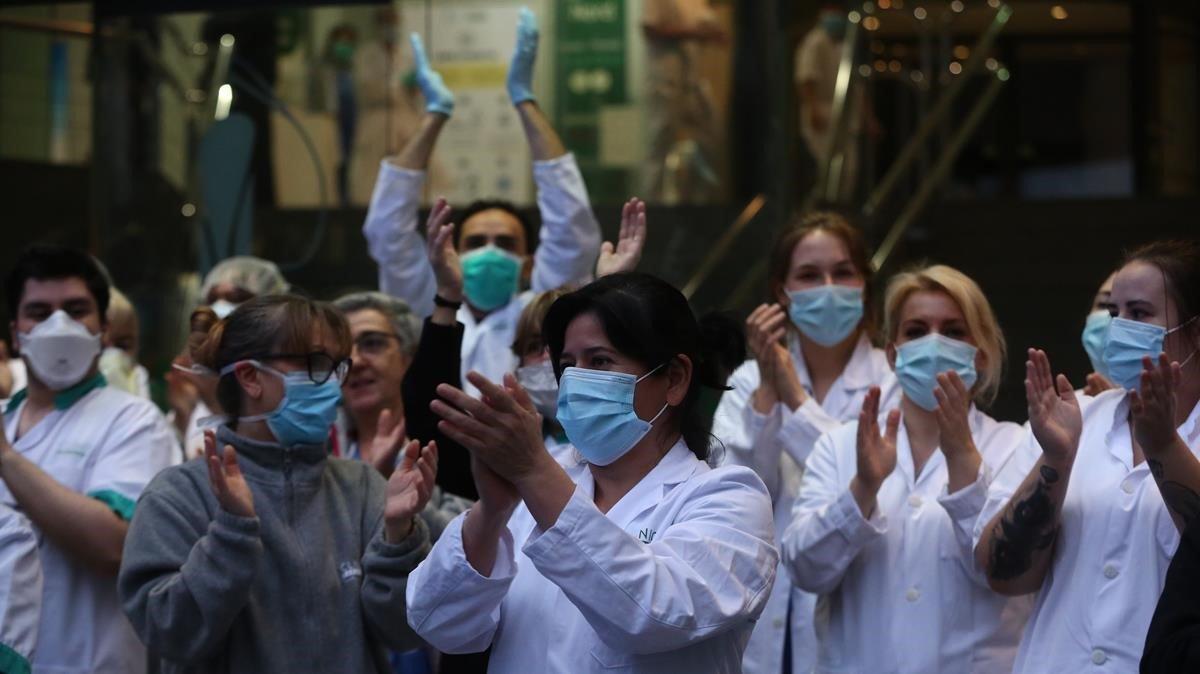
left=204, top=430, right=255, bottom=518
left=425, top=197, right=463, bottom=301
left=1131, top=354, right=1183, bottom=456
left=745, top=304, right=786, bottom=411
left=366, top=408, right=406, bottom=479
left=933, top=371, right=978, bottom=459
left=1024, top=349, right=1081, bottom=466
left=506, top=7, right=539, bottom=105
left=431, top=371, right=549, bottom=485
left=409, top=33, right=454, bottom=116
left=854, top=386, right=900, bottom=494
left=596, top=198, right=647, bottom=277
left=384, top=440, right=438, bottom=542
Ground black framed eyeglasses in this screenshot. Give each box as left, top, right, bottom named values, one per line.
left=258, top=352, right=352, bottom=385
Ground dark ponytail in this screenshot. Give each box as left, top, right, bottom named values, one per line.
left=543, top=273, right=727, bottom=463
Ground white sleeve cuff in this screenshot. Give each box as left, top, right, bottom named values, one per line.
left=830, top=486, right=887, bottom=544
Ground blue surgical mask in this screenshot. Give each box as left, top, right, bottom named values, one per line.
left=556, top=365, right=669, bottom=466
left=894, top=333, right=978, bottom=411
left=462, top=245, right=522, bottom=312
left=787, top=285, right=864, bottom=347
left=220, top=360, right=342, bottom=447
left=1103, top=316, right=1197, bottom=391
left=1081, top=311, right=1111, bottom=378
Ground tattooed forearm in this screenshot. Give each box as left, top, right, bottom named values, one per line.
left=1148, top=458, right=1200, bottom=527
left=989, top=465, right=1061, bottom=581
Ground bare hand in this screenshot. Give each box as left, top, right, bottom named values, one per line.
left=204, top=430, right=255, bottom=518
left=933, top=371, right=978, bottom=460
left=1024, top=349, right=1081, bottom=466
left=384, top=440, right=438, bottom=542
left=471, top=453, right=521, bottom=517
left=746, top=304, right=787, bottom=409
left=854, top=386, right=899, bottom=493
left=431, top=371, right=549, bottom=485
left=1083, top=372, right=1116, bottom=397
left=596, top=198, right=647, bottom=277
left=165, top=367, right=200, bottom=425
left=426, top=197, right=463, bottom=302
left=366, top=408, right=406, bottom=479
left=1132, top=354, right=1183, bottom=456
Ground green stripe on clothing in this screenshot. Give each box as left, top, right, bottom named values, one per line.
left=88, top=489, right=136, bottom=521
left=0, top=642, right=31, bottom=674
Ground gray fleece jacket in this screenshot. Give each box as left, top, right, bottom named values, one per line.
left=118, top=425, right=431, bottom=674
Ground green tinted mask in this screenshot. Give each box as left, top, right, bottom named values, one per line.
left=461, top=245, right=522, bottom=311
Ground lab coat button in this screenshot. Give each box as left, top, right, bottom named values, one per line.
left=908, top=495, right=923, bottom=508
left=1091, top=648, right=1107, bottom=665
left=1103, top=564, right=1118, bottom=579
left=1121, top=480, right=1135, bottom=494
left=905, top=587, right=919, bottom=602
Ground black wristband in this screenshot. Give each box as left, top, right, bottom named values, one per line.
left=434, top=294, right=463, bottom=309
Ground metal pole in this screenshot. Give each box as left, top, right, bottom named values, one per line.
left=681, top=194, right=767, bottom=299
left=871, top=69, right=1008, bottom=271
left=861, top=3, right=1011, bottom=218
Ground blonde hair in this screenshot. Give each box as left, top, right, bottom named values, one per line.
left=884, top=264, right=1005, bottom=407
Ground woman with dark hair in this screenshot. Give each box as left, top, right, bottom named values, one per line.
left=712, top=211, right=898, bottom=674
left=976, top=239, right=1200, bottom=673
left=118, top=295, right=439, bottom=673
left=407, top=272, right=777, bottom=672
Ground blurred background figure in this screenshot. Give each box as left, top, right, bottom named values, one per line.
left=200, top=256, right=290, bottom=318
left=99, top=288, right=151, bottom=399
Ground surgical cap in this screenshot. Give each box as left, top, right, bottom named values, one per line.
left=201, top=256, right=290, bottom=299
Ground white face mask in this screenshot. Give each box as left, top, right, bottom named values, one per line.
left=516, top=359, right=558, bottom=419
left=18, top=310, right=102, bottom=391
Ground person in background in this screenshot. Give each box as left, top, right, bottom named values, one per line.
left=783, top=264, right=1030, bottom=673
left=99, top=288, right=151, bottom=399
left=119, top=294, right=437, bottom=673
left=331, top=291, right=421, bottom=464
left=506, top=197, right=650, bottom=459
left=1, top=244, right=180, bottom=674
left=712, top=211, right=898, bottom=674
left=363, top=9, right=602, bottom=398
left=409, top=272, right=777, bottom=671
left=200, top=256, right=289, bottom=319
left=1081, top=271, right=1117, bottom=397
left=0, top=501, right=41, bottom=674
left=165, top=307, right=223, bottom=460
left=975, top=239, right=1200, bottom=672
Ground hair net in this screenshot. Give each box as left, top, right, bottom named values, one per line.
left=201, top=256, right=290, bottom=299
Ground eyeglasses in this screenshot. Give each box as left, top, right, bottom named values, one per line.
left=258, top=352, right=352, bottom=385
left=352, top=331, right=402, bottom=357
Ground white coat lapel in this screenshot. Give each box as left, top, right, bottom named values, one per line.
left=603, top=441, right=702, bottom=532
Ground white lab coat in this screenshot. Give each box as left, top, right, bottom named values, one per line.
left=783, top=406, right=1032, bottom=674
left=363, top=153, right=602, bottom=397
left=406, top=440, right=778, bottom=673
left=0, top=503, right=41, bottom=672
left=713, top=334, right=897, bottom=674
left=974, top=390, right=1200, bottom=673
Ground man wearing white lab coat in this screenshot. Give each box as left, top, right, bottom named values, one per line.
left=363, top=13, right=601, bottom=398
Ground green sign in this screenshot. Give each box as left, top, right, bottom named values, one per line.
left=555, top=0, right=628, bottom=200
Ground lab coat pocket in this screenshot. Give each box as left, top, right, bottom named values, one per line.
left=938, top=536, right=972, bottom=637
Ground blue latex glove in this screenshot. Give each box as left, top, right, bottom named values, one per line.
left=506, top=7, right=538, bottom=105
left=409, top=33, right=454, bottom=116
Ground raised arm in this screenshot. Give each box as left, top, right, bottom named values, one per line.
left=1134, top=354, right=1200, bottom=533
left=364, top=33, right=454, bottom=316
left=976, top=349, right=1081, bottom=595
left=505, top=8, right=602, bottom=290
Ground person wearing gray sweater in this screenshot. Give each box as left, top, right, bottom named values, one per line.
left=118, top=294, right=440, bottom=673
